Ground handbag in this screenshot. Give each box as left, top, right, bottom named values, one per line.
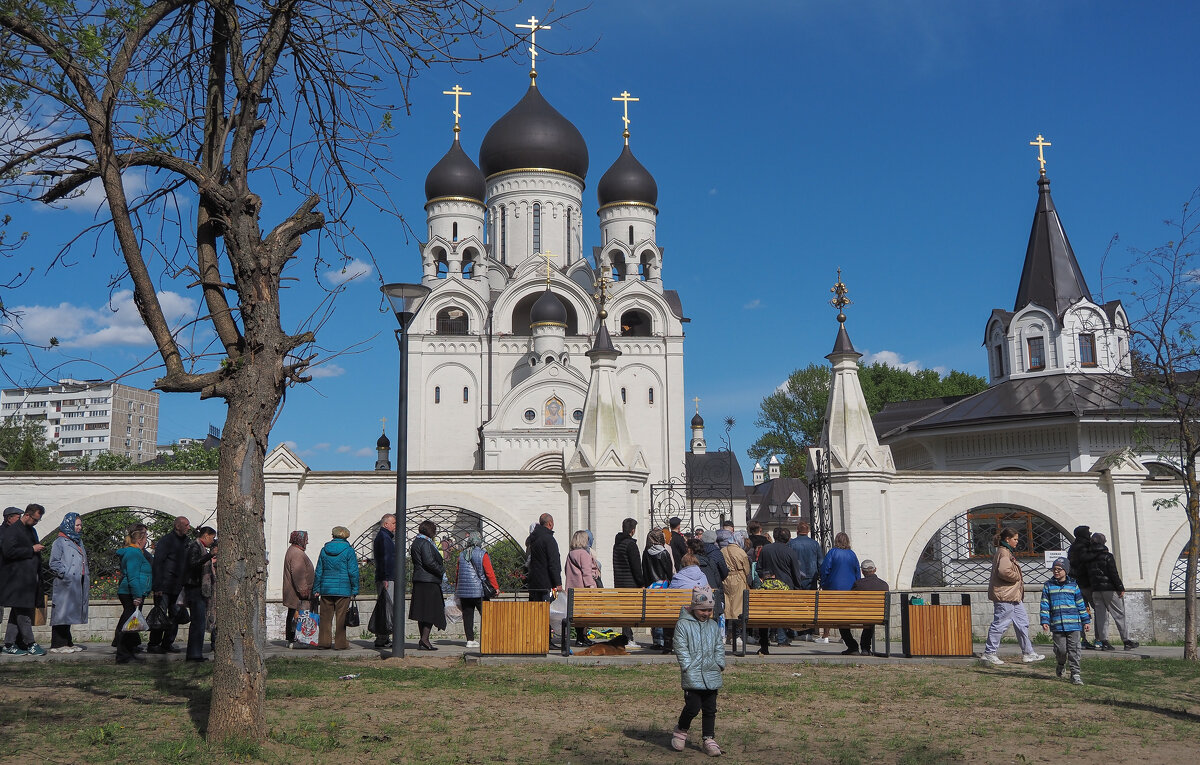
left=346, top=602, right=361, bottom=628
left=147, top=603, right=172, bottom=631
left=368, top=590, right=392, bottom=634
left=467, top=548, right=499, bottom=600
left=173, top=604, right=192, bottom=625
left=33, top=606, right=47, bottom=626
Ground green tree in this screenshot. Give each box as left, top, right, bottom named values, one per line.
left=0, top=0, right=569, bottom=741
left=1107, top=188, right=1200, bottom=660
left=749, top=362, right=987, bottom=478
left=0, top=417, right=57, bottom=469
left=153, top=441, right=220, bottom=471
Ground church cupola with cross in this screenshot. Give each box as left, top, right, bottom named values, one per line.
left=983, top=135, right=1130, bottom=384
left=423, top=84, right=488, bottom=286
left=596, top=90, right=662, bottom=288
left=689, top=399, right=706, bottom=454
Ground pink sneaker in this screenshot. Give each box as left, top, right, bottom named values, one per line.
left=671, top=728, right=688, bottom=752
left=703, top=737, right=722, bottom=756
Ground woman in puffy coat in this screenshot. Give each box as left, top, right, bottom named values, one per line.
left=313, top=526, right=359, bottom=650
left=980, top=526, right=1042, bottom=665
left=669, top=553, right=709, bottom=591
left=564, top=529, right=602, bottom=647
left=114, top=524, right=153, bottom=664
left=48, top=513, right=89, bottom=653
left=409, top=519, right=445, bottom=650
left=819, top=532, right=861, bottom=592
left=456, top=531, right=499, bottom=649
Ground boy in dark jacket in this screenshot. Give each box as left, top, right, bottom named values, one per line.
left=1039, top=557, right=1090, bottom=685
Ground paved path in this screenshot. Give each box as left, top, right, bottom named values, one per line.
left=0, top=637, right=1182, bottom=667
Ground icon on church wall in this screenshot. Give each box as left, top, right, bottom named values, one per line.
left=544, top=397, right=564, bottom=426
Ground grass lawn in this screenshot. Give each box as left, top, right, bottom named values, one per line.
left=2, top=656, right=1198, bottom=764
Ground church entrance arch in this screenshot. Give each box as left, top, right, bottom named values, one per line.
left=912, top=504, right=1071, bottom=588
left=350, top=505, right=526, bottom=592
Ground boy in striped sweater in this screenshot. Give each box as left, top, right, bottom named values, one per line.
left=1040, top=557, right=1091, bottom=686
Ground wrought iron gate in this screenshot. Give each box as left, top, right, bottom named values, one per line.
left=649, top=455, right=735, bottom=532
left=808, top=447, right=834, bottom=552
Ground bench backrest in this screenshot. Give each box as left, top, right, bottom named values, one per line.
left=744, top=589, right=887, bottom=627
left=570, top=588, right=693, bottom=626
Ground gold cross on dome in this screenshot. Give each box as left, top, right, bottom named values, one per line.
left=613, top=90, right=639, bottom=144
left=380, top=417, right=387, bottom=432
left=830, top=267, right=851, bottom=323
left=442, top=85, right=471, bottom=136
left=693, top=396, right=701, bottom=414
left=592, top=269, right=612, bottom=319
left=516, top=16, right=551, bottom=75
left=536, top=250, right=558, bottom=289
left=1030, top=133, right=1052, bottom=176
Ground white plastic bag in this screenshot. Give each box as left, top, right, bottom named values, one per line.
left=121, top=610, right=148, bottom=632
left=548, top=591, right=567, bottom=623
left=295, top=609, right=319, bottom=646
left=444, top=596, right=462, bottom=624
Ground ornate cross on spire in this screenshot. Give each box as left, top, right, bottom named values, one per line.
left=830, top=267, right=851, bottom=323
left=1030, top=133, right=1052, bottom=176
left=515, top=16, right=551, bottom=79
left=592, top=268, right=612, bottom=319
left=442, top=85, right=471, bottom=137
left=536, top=250, right=558, bottom=289
left=693, top=396, right=701, bottom=414
left=613, top=90, right=639, bottom=145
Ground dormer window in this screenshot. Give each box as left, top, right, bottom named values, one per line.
left=1079, top=333, right=1097, bottom=367
left=992, top=344, right=1005, bottom=378
left=1027, top=337, right=1046, bottom=371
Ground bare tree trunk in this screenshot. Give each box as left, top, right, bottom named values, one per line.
left=207, top=363, right=281, bottom=739
left=1185, top=485, right=1199, bottom=660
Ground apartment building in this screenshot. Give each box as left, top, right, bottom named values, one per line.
left=1, top=379, right=159, bottom=463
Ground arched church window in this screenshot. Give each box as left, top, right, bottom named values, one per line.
left=628, top=225, right=634, bottom=245
left=463, top=387, right=469, bottom=403
left=566, top=209, right=572, bottom=257
left=452, top=222, right=458, bottom=242
left=609, top=251, right=626, bottom=282
left=434, top=386, right=441, bottom=404
left=912, top=505, right=1069, bottom=588
left=433, top=248, right=448, bottom=279
left=1144, top=461, right=1182, bottom=479
left=1079, top=333, right=1097, bottom=367
left=648, top=387, right=654, bottom=405
left=992, top=345, right=1004, bottom=378
left=462, top=260, right=475, bottom=279
left=500, top=207, right=507, bottom=264
left=1027, top=336, right=1046, bottom=371
left=532, top=203, right=542, bottom=254
left=619, top=309, right=652, bottom=337
left=620, top=387, right=627, bottom=404
left=436, top=307, right=469, bottom=334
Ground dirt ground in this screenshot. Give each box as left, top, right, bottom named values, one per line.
left=3, top=657, right=1198, bottom=764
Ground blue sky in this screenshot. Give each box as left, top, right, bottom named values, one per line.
left=3, top=1, right=1199, bottom=469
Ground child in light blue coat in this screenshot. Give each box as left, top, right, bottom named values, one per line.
left=671, top=586, right=725, bottom=756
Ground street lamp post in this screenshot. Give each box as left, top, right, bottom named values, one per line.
left=382, top=282, right=430, bottom=659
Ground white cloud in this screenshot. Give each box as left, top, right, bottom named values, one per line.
left=307, top=362, right=345, bottom=379
left=861, top=349, right=945, bottom=375
left=353, top=447, right=375, bottom=458
left=324, top=258, right=373, bottom=286
left=743, top=299, right=762, bottom=310
left=3, top=289, right=197, bottom=348
left=281, top=440, right=299, bottom=451
left=336, top=445, right=352, bottom=454
left=312, top=442, right=330, bottom=451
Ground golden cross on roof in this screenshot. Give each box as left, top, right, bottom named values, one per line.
left=613, top=90, right=639, bottom=145
left=1030, top=133, right=1052, bottom=176
left=830, top=267, right=851, bottom=323
left=592, top=269, right=612, bottom=319
left=442, top=85, right=471, bottom=136
left=380, top=417, right=387, bottom=432
left=536, top=250, right=558, bottom=289
left=693, top=396, right=701, bottom=414
left=516, top=16, right=551, bottom=77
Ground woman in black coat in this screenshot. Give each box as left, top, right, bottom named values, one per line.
left=409, top=519, right=446, bottom=651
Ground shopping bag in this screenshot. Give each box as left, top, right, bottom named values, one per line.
left=121, top=610, right=149, bottom=632
left=368, top=591, right=392, bottom=634
left=443, top=596, right=462, bottom=624
left=146, top=603, right=172, bottom=631
left=33, top=606, right=47, bottom=626
left=173, top=604, right=192, bottom=625
left=548, top=590, right=568, bottom=624
left=295, top=609, right=319, bottom=646
left=346, top=602, right=360, bottom=628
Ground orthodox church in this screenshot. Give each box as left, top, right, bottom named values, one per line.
left=397, top=47, right=687, bottom=560
left=812, top=142, right=1191, bottom=638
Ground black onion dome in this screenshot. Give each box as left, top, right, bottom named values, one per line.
left=691, top=411, right=704, bottom=427
left=377, top=431, right=391, bottom=449
left=530, top=290, right=568, bottom=327
left=424, top=139, right=486, bottom=202
left=597, top=144, right=657, bottom=207
left=479, top=84, right=588, bottom=180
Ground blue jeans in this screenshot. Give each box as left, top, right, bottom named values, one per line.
left=984, top=601, right=1035, bottom=655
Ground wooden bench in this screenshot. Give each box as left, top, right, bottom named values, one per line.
left=739, top=589, right=891, bottom=657
left=561, top=588, right=694, bottom=656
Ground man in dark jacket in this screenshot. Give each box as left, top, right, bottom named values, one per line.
left=149, top=516, right=191, bottom=653
left=843, top=560, right=889, bottom=655
left=0, top=504, right=46, bottom=656
left=183, top=526, right=216, bottom=661
left=525, top=513, right=561, bottom=602
left=668, top=517, right=688, bottom=569
left=372, top=514, right=397, bottom=648
left=755, top=527, right=807, bottom=651
left=788, top=521, right=825, bottom=641
left=1067, top=525, right=1098, bottom=648
left=612, top=518, right=644, bottom=646
left=1086, top=532, right=1138, bottom=651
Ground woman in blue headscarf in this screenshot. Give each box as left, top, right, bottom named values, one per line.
left=48, top=512, right=90, bottom=652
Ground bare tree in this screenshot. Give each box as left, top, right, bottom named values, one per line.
left=1107, top=188, right=1200, bottom=660
left=0, top=0, right=578, bottom=739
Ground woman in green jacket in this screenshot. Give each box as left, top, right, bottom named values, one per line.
left=114, top=524, right=153, bottom=664
left=670, top=587, right=725, bottom=756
